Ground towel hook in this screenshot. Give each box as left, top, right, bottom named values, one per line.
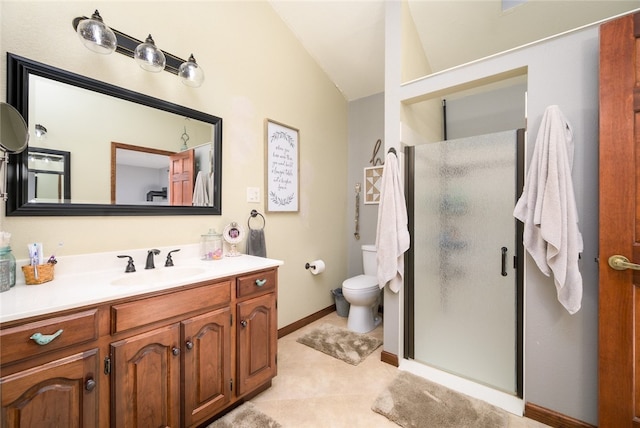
left=248, top=209, right=265, bottom=230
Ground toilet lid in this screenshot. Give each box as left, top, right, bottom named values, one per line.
left=343, top=274, right=378, bottom=290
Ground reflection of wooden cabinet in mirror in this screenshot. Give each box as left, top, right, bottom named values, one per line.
left=5, top=53, right=223, bottom=216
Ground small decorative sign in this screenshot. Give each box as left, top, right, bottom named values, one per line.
left=364, top=166, right=384, bottom=204
left=265, top=119, right=299, bottom=212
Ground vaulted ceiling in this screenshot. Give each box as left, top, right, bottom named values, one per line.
left=269, top=1, right=639, bottom=101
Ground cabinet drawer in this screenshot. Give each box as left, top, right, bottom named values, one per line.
left=236, top=269, right=276, bottom=299
left=111, top=280, right=231, bottom=334
left=0, top=309, right=99, bottom=365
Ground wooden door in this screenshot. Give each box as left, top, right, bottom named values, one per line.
left=169, top=150, right=195, bottom=206
left=236, top=293, right=277, bottom=395
left=0, top=349, right=99, bottom=428
left=599, top=11, right=640, bottom=428
left=111, top=324, right=181, bottom=427
left=182, top=307, right=231, bottom=427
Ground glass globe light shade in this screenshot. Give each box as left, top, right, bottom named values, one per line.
left=178, top=54, right=205, bottom=87
left=34, top=124, right=47, bottom=140
left=134, top=35, right=166, bottom=72
left=76, top=10, right=117, bottom=55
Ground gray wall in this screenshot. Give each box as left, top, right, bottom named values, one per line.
left=389, top=21, right=601, bottom=425
left=346, top=93, right=385, bottom=277
left=523, top=26, right=599, bottom=426
left=446, top=82, right=527, bottom=140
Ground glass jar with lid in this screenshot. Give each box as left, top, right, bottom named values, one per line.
left=0, top=246, right=16, bottom=292
left=201, top=229, right=223, bottom=260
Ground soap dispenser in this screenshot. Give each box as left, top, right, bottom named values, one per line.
left=0, top=246, right=15, bottom=292
left=0, top=231, right=15, bottom=292
left=201, top=229, right=222, bottom=260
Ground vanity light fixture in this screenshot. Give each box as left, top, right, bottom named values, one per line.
left=34, top=124, right=47, bottom=138
left=72, top=11, right=204, bottom=86
left=134, top=35, right=166, bottom=72
left=75, top=10, right=117, bottom=55
left=178, top=54, right=205, bottom=88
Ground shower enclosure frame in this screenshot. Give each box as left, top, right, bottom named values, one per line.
left=403, top=128, right=525, bottom=398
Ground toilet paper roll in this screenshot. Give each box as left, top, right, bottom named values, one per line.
left=309, top=260, right=325, bottom=275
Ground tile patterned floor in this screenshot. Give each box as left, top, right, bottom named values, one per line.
left=251, top=312, right=550, bottom=427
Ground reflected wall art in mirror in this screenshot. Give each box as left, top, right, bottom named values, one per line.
left=5, top=53, right=222, bottom=216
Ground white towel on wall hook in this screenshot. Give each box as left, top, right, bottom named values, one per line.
left=513, top=105, right=583, bottom=314
left=376, top=149, right=410, bottom=293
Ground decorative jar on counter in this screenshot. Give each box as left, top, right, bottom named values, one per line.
left=201, top=229, right=223, bottom=260
left=0, top=246, right=16, bottom=292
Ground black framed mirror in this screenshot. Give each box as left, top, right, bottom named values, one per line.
left=5, top=53, right=222, bottom=216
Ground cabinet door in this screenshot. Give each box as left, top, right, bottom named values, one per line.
left=182, top=307, right=231, bottom=427
left=237, top=293, right=277, bottom=395
left=111, top=324, right=180, bottom=428
left=1, top=348, right=99, bottom=428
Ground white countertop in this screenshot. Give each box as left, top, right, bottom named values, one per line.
left=0, top=244, right=283, bottom=324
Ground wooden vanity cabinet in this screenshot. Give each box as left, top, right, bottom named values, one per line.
left=182, top=306, right=232, bottom=427
left=0, top=308, right=104, bottom=428
left=236, top=269, right=278, bottom=395
left=109, top=279, right=233, bottom=428
left=0, top=266, right=278, bottom=428
left=0, top=348, right=100, bottom=427
left=110, top=323, right=182, bottom=427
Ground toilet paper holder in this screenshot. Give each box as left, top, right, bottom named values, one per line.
left=305, top=259, right=325, bottom=274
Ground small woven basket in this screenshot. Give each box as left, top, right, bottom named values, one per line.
left=22, top=263, right=55, bottom=285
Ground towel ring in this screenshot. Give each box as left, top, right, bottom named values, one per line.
left=248, top=209, right=265, bottom=230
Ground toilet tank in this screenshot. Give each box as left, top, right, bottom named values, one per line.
left=361, top=244, right=377, bottom=276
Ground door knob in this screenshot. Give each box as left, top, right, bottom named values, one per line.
left=608, top=255, right=640, bottom=271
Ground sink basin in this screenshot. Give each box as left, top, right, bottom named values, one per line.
left=110, top=267, right=207, bottom=286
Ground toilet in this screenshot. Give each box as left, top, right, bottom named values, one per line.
left=342, top=244, right=382, bottom=333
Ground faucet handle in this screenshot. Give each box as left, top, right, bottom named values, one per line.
left=165, top=249, right=181, bottom=267
left=117, top=255, right=136, bottom=273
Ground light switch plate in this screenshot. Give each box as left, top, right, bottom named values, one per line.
left=246, top=187, right=260, bottom=203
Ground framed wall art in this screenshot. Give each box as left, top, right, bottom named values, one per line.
left=364, top=166, right=384, bottom=204
left=265, top=119, right=299, bottom=212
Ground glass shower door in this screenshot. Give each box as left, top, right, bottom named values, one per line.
left=411, top=129, right=521, bottom=395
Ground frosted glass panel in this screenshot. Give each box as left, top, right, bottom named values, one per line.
left=413, top=130, right=518, bottom=394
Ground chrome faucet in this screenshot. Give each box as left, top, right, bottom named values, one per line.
left=145, top=249, right=160, bottom=269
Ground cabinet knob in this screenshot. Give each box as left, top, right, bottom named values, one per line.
left=185, top=340, right=194, bottom=350
left=255, top=279, right=267, bottom=287
left=172, top=347, right=180, bottom=356
left=240, top=320, right=248, bottom=327
left=85, top=378, right=96, bottom=392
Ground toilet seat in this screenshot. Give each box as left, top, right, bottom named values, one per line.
left=342, top=274, right=378, bottom=291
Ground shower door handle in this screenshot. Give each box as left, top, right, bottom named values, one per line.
left=501, top=247, right=508, bottom=276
